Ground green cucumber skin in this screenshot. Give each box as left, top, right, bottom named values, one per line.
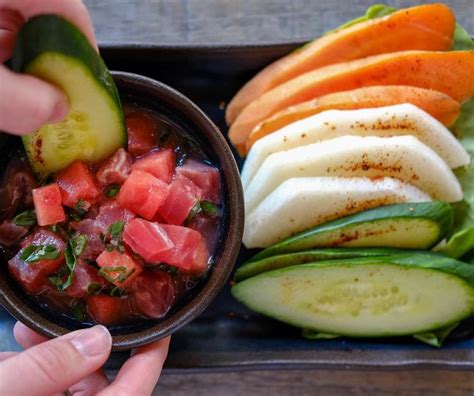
left=234, top=247, right=406, bottom=282
left=251, top=202, right=453, bottom=262
left=232, top=256, right=474, bottom=337
left=12, top=15, right=122, bottom=110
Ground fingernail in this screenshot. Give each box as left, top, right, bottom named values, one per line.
left=70, top=325, right=112, bottom=358
left=47, top=98, right=69, bottom=123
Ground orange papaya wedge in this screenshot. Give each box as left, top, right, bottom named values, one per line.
left=245, top=85, right=460, bottom=153
left=226, top=3, right=455, bottom=125
left=229, top=51, right=474, bottom=154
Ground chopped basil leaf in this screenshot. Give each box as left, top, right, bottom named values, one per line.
left=87, top=282, right=102, bottom=295
left=71, top=300, right=86, bottom=322
left=201, top=201, right=220, bottom=217
left=71, top=234, right=88, bottom=257
left=107, top=221, right=125, bottom=241
left=186, top=201, right=202, bottom=223
left=75, top=199, right=88, bottom=215
left=106, top=184, right=121, bottom=198
left=20, top=244, right=60, bottom=263
left=13, top=209, right=36, bottom=226
left=109, top=286, right=125, bottom=297
left=98, top=266, right=133, bottom=284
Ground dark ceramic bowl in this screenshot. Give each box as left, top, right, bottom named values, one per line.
left=0, top=71, right=244, bottom=350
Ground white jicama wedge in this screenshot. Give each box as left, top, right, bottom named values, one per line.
left=241, top=103, right=470, bottom=188
left=244, top=135, right=463, bottom=214
left=244, top=177, right=431, bottom=248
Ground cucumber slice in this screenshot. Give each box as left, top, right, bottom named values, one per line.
left=232, top=255, right=474, bottom=337
left=251, top=202, right=453, bottom=261
left=12, top=15, right=126, bottom=178
left=235, top=247, right=402, bottom=282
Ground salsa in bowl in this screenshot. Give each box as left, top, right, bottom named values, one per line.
left=0, top=72, right=243, bottom=349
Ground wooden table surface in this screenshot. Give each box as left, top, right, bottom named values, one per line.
left=86, top=1, right=474, bottom=394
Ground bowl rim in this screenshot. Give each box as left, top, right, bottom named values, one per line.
left=0, top=71, right=244, bottom=350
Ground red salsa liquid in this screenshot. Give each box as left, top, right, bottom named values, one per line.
left=0, top=105, right=223, bottom=326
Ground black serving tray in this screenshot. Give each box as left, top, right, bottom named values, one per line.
left=3, top=43, right=474, bottom=371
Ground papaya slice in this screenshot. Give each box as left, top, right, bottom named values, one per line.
left=229, top=51, right=474, bottom=154
left=225, top=3, right=455, bottom=125
left=245, top=86, right=460, bottom=153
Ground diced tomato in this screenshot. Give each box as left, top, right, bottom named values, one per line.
left=32, top=184, right=66, bottom=226
left=66, top=260, right=107, bottom=298
left=132, top=149, right=175, bottom=183
left=131, top=271, right=175, bottom=319
left=123, top=219, right=174, bottom=263
left=56, top=161, right=100, bottom=207
left=118, top=170, right=168, bottom=220
left=126, top=112, right=157, bottom=156
left=8, top=229, right=66, bottom=294
left=96, top=148, right=132, bottom=186
left=188, top=239, right=210, bottom=275
left=159, top=224, right=201, bottom=271
left=86, top=295, right=131, bottom=326
left=157, top=175, right=202, bottom=225
left=176, top=160, right=221, bottom=202
left=96, top=250, right=143, bottom=287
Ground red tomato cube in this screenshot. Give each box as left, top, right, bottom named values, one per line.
left=157, top=175, right=202, bottom=225
left=96, top=250, right=143, bottom=287
left=66, top=260, right=107, bottom=298
left=131, top=271, right=175, bottom=319
left=176, top=160, right=221, bottom=202
left=87, top=295, right=131, bottom=326
left=32, top=184, right=66, bottom=226
left=56, top=160, right=100, bottom=207
left=126, top=112, right=157, bottom=156
left=96, top=148, right=132, bottom=186
left=118, top=170, right=168, bottom=220
left=159, top=224, right=201, bottom=271
left=123, top=218, right=174, bottom=263
left=132, top=149, right=175, bottom=183
left=8, top=229, right=66, bottom=294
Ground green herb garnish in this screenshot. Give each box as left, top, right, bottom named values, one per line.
left=71, top=299, right=86, bottom=322
left=98, top=265, right=133, bottom=284
left=106, top=184, right=120, bottom=198
left=13, top=209, right=36, bottom=226
left=201, top=201, right=220, bottom=217
left=20, top=244, right=60, bottom=263
left=186, top=202, right=202, bottom=223
left=107, top=221, right=124, bottom=241
left=87, top=282, right=102, bottom=295
left=109, top=286, right=125, bottom=297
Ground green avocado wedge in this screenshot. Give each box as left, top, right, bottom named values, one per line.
left=250, top=202, right=453, bottom=262
left=234, top=247, right=404, bottom=282
left=12, top=15, right=126, bottom=178
left=232, top=253, right=474, bottom=337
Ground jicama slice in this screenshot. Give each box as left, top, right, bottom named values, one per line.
left=226, top=3, right=455, bottom=124
left=250, top=202, right=452, bottom=257
left=245, top=86, right=461, bottom=152
left=243, top=177, right=430, bottom=248
left=231, top=255, right=474, bottom=337
left=244, top=135, right=463, bottom=213
left=229, top=51, right=474, bottom=151
left=241, top=103, right=469, bottom=187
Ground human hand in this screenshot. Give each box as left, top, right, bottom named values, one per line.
left=0, top=0, right=97, bottom=135
left=0, top=322, right=170, bottom=396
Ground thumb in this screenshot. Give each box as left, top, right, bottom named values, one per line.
left=0, top=65, right=69, bottom=135
left=0, top=325, right=112, bottom=396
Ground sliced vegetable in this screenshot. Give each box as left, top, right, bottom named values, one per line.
left=413, top=323, right=459, bottom=348
left=251, top=202, right=453, bottom=260
left=56, top=160, right=100, bottom=207
left=229, top=51, right=474, bottom=148
left=226, top=3, right=455, bottom=128
left=132, top=149, right=175, bottom=183
left=117, top=169, right=168, bottom=220
left=245, top=87, right=461, bottom=154
left=245, top=135, right=462, bottom=214
left=242, top=103, right=468, bottom=188
left=13, top=15, right=126, bottom=178
left=244, top=177, right=430, bottom=248
left=32, top=184, right=66, bottom=226
left=231, top=255, right=474, bottom=337
left=235, top=247, right=406, bottom=282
